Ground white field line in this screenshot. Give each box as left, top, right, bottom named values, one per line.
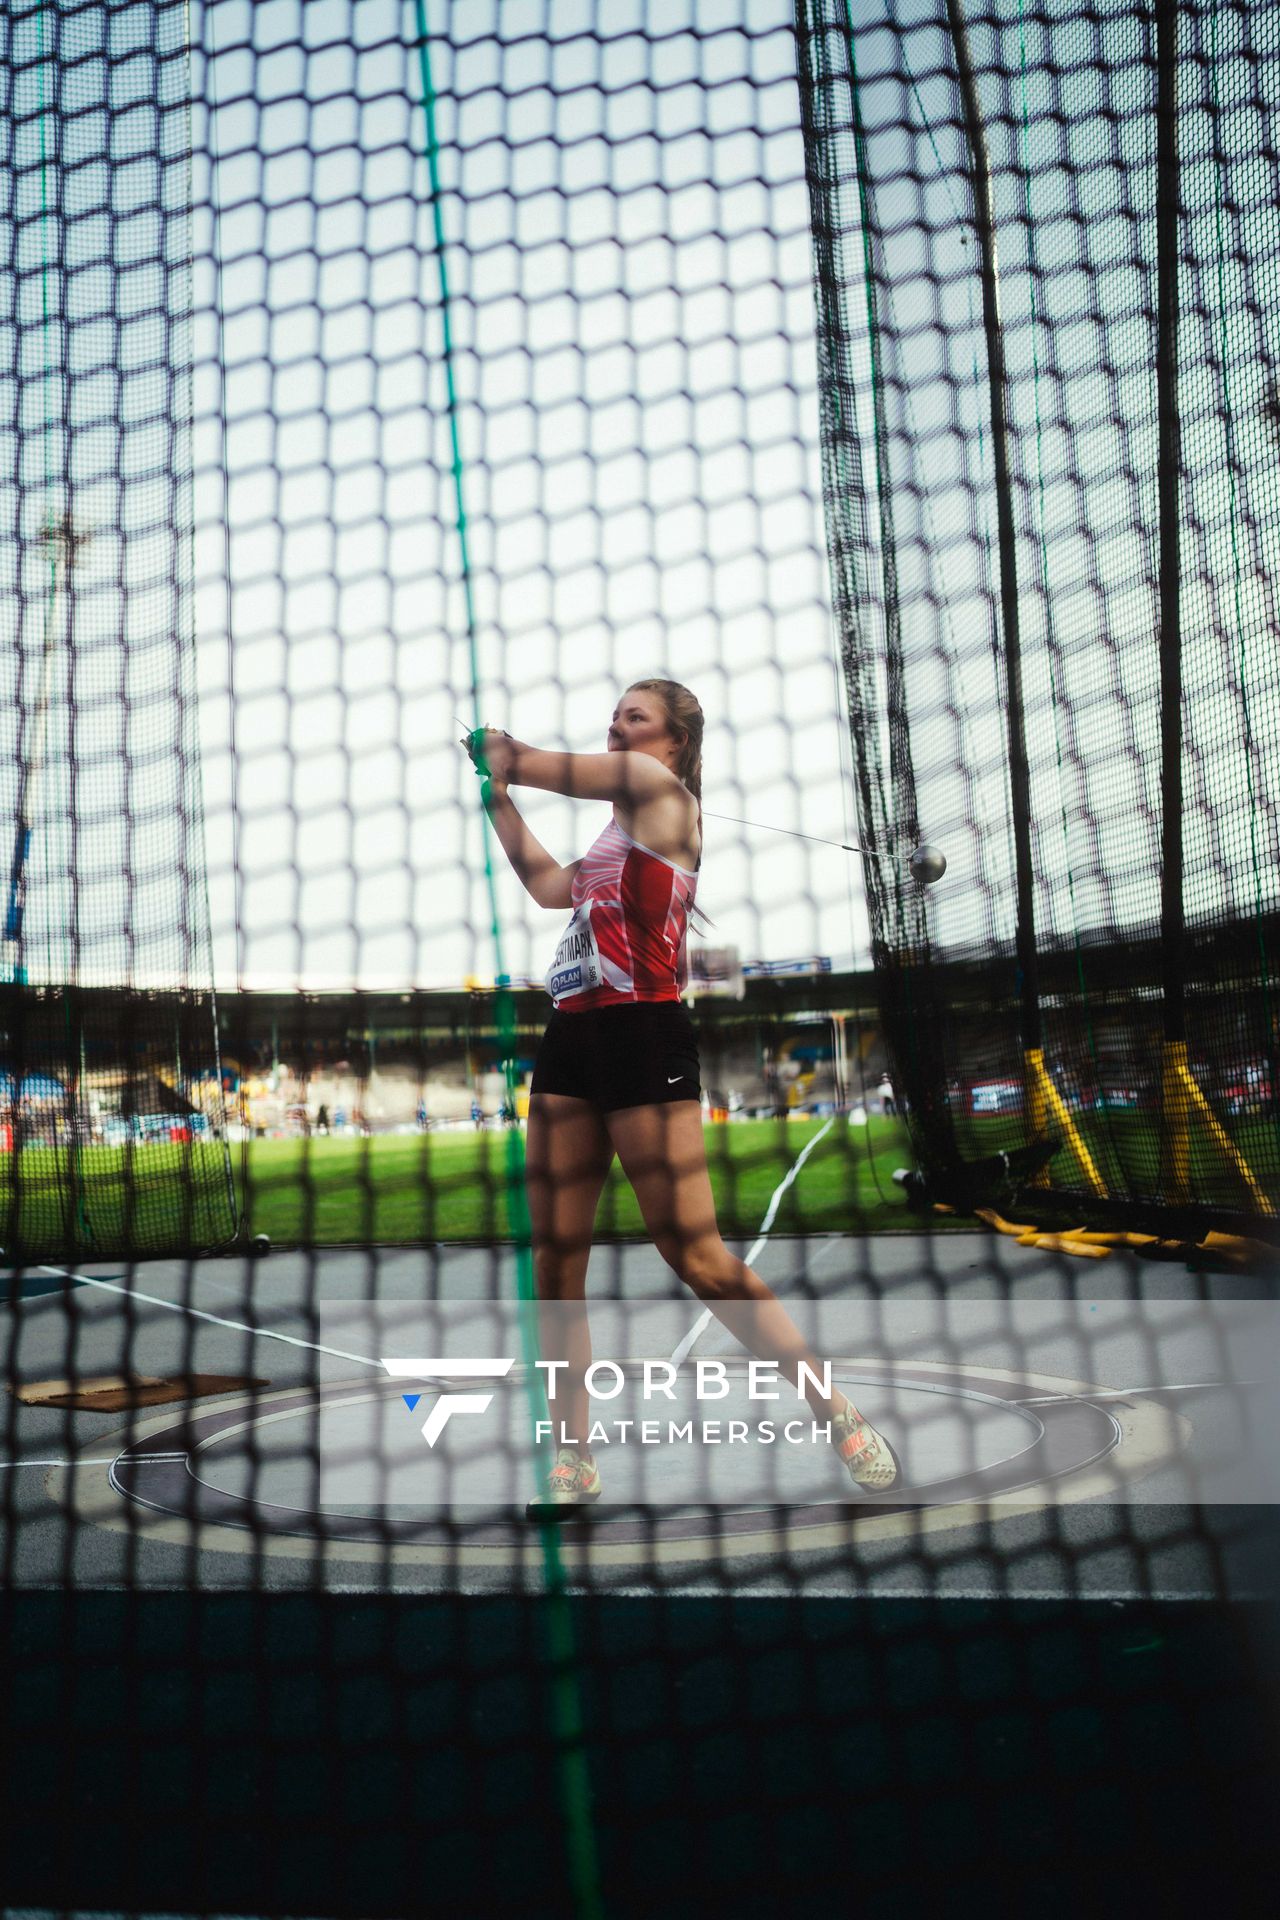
left=37, top=1266, right=380, bottom=1369
left=670, top=1116, right=836, bottom=1367
left=0, top=1457, right=119, bottom=1469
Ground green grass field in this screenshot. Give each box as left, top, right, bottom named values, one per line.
left=242, top=1114, right=921, bottom=1245
left=241, top=1107, right=1279, bottom=1244
left=1, top=1140, right=238, bottom=1263
left=938, top=1108, right=1279, bottom=1215
left=7, top=1108, right=1273, bottom=1261
left=1, top=1116, right=923, bottom=1258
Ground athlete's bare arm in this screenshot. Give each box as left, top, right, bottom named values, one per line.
left=471, top=732, right=699, bottom=868
left=480, top=780, right=581, bottom=909
left=477, top=734, right=671, bottom=804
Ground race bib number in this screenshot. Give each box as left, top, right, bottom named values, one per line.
left=546, top=900, right=603, bottom=1001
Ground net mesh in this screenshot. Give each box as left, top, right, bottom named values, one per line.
left=1, top=5, right=1278, bottom=1916
left=0, top=0, right=235, bottom=1258
left=797, top=0, right=1280, bottom=1235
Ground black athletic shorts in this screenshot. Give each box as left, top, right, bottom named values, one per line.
left=531, top=1002, right=702, bottom=1112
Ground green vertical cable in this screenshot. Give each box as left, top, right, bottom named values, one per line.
left=37, top=13, right=55, bottom=978
left=36, top=4, right=90, bottom=1243
left=410, top=13, right=604, bottom=1920
left=201, top=4, right=248, bottom=1246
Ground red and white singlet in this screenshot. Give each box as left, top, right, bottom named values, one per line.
left=545, top=816, right=699, bottom=1011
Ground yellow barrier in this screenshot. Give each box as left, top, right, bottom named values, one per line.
left=1025, top=1048, right=1108, bottom=1198
left=1160, top=1040, right=1191, bottom=1206
left=1169, top=1043, right=1274, bottom=1216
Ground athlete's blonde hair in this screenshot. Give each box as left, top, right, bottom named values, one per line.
left=627, top=678, right=703, bottom=803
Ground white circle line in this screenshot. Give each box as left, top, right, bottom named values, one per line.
left=45, top=1364, right=1188, bottom=1570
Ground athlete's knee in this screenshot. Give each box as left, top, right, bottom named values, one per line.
left=532, top=1240, right=587, bottom=1300
left=669, top=1238, right=739, bottom=1296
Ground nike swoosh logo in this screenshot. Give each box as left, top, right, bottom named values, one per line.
left=667, top=1075, right=683, bottom=1083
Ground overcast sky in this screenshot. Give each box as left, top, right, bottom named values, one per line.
left=193, top=0, right=1280, bottom=991
left=4, top=0, right=1276, bottom=993
left=184, top=0, right=870, bottom=991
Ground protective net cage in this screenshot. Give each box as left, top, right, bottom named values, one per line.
left=1, top=5, right=1278, bottom=1918
left=0, top=0, right=236, bottom=1260
left=797, top=0, right=1280, bottom=1240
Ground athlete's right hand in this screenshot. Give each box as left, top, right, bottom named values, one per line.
left=460, top=725, right=489, bottom=772
left=463, top=727, right=515, bottom=783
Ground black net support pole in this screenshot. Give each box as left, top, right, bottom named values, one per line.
left=943, top=0, right=1041, bottom=1064
left=794, top=0, right=959, bottom=1184
left=1157, top=0, right=1185, bottom=1047
left=1156, top=0, right=1190, bottom=1202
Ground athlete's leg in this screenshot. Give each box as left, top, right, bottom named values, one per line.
left=526, top=1091, right=614, bottom=1452
left=604, top=1101, right=852, bottom=1425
